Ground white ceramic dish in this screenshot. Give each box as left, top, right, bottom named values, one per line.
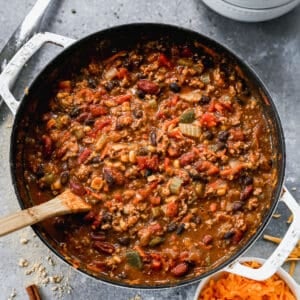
left=194, top=257, right=300, bottom=300
left=226, top=0, right=294, bottom=9
left=202, top=0, right=300, bottom=22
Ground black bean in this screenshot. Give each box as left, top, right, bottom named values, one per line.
left=144, top=169, right=153, bottom=177
left=203, top=131, right=214, bottom=140
left=136, top=89, right=145, bottom=99
left=176, top=223, right=185, bottom=235
left=232, top=201, right=243, bottom=211
left=102, top=211, right=112, bottom=223
left=85, top=118, right=95, bottom=126
left=60, top=171, right=69, bottom=185
left=199, top=95, right=211, bottom=105
left=202, top=56, right=214, bottom=69
left=70, top=107, right=81, bottom=118
left=88, top=78, right=98, bottom=88
left=104, top=80, right=118, bottom=92
left=150, top=130, right=157, bottom=146
left=167, top=222, right=177, bottom=232
left=243, top=175, right=253, bottom=186
left=133, top=109, right=143, bottom=119
left=91, top=156, right=101, bottom=164
left=103, top=168, right=115, bottom=186
left=36, top=165, right=45, bottom=178
left=118, top=236, right=130, bottom=246
left=218, top=130, right=229, bottom=142
left=169, top=82, right=181, bottom=93
left=224, top=231, right=235, bottom=239
left=215, top=142, right=226, bottom=151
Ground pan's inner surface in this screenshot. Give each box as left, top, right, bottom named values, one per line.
left=11, top=24, right=285, bottom=288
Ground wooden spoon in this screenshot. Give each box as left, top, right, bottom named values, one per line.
left=0, top=189, right=91, bottom=237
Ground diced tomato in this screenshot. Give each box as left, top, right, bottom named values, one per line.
left=195, top=160, right=219, bottom=176
left=158, top=53, right=172, bottom=68
left=136, top=155, right=159, bottom=171
left=209, top=202, right=217, bottom=212
left=90, top=105, right=108, bottom=117
left=88, top=118, right=112, bottom=137
left=151, top=259, right=162, bottom=271
left=200, top=113, right=218, bottom=127
left=115, top=94, right=131, bottom=104
left=148, top=223, right=162, bottom=234
left=166, top=202, right=178, bottom=217
left=58, top=80, right=72, bottom=91
left=116, top=67, right=128, bottom=79
left=78, top=148, right=92, bottom=164
left=209, top=99, right=232, bottom=114
left=150, top=196, right=161, bottom=206
left=230, top=129, right=244, bottom=141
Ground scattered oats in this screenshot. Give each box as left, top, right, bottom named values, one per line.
left=129, top=295, right=142, bottom=300
left=7, top=289, right=16, bottom=300
left=52, top=286, right=58, bottom=291
left=47, top=256, right=55, bottom=266
left=24, top=87, right=29, bottom=95
left=19, top=258, right=29, bottom=267
left=291, top=187, right=297, bottom=191
left=25, top=269, right=34, bottom=275
left=50, top=275, right=63, bottom=284
left=20, top=238, right=29, bottom=244
left=272, top=213, right=281, bottom=219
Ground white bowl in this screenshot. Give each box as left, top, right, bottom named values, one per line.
left=202, top=0, right=300, bottom=22
left=226, top=0, right=293, bottom=9
left=193, top=257, right=300, bottom=300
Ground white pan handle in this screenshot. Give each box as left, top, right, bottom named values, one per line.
left=225, top=186, right=300, bottom=280
left=0, top=32, right=75, bottom=115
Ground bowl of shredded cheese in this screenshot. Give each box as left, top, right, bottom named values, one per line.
left=194, top=257, right=300, bottom=300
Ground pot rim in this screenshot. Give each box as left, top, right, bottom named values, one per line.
left=9, top=22, right=286, bottom=289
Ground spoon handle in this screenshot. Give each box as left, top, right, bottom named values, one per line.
left=0, top=190, right=90, bottom=237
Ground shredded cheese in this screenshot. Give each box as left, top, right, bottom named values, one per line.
left=198, top=261, right=296, bottom=300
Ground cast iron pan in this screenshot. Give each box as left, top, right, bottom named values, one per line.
left=10, top=23, right=285, bottom=288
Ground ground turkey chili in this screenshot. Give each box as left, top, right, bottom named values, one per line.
left=22, top=39, right=277, bottom=285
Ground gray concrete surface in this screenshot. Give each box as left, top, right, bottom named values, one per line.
left=0, top=0, right=299, bottom=299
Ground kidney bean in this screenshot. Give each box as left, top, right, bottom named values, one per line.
left=93, top=241, right=115, bottom=255
left=240, top=185, right=253, bottom=201
left=69, top=180, right=86, bottom=196
left=232, top=229, right=244, bottom=244
left=171, top=262, right=189, bottom=277
left=232, top=201, right=243, bottom=211
left=202, top=235, right=213, bottom=245
left=137, top=79, right=159, bottom=95
left=91, top=232, right=106, bottom=241
left=150, top=130, right=157, bottom=146
left=83, top=211, right=97, bottom=222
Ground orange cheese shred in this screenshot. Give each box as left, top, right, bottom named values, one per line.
left=198, top=261, right=296, bottom=300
